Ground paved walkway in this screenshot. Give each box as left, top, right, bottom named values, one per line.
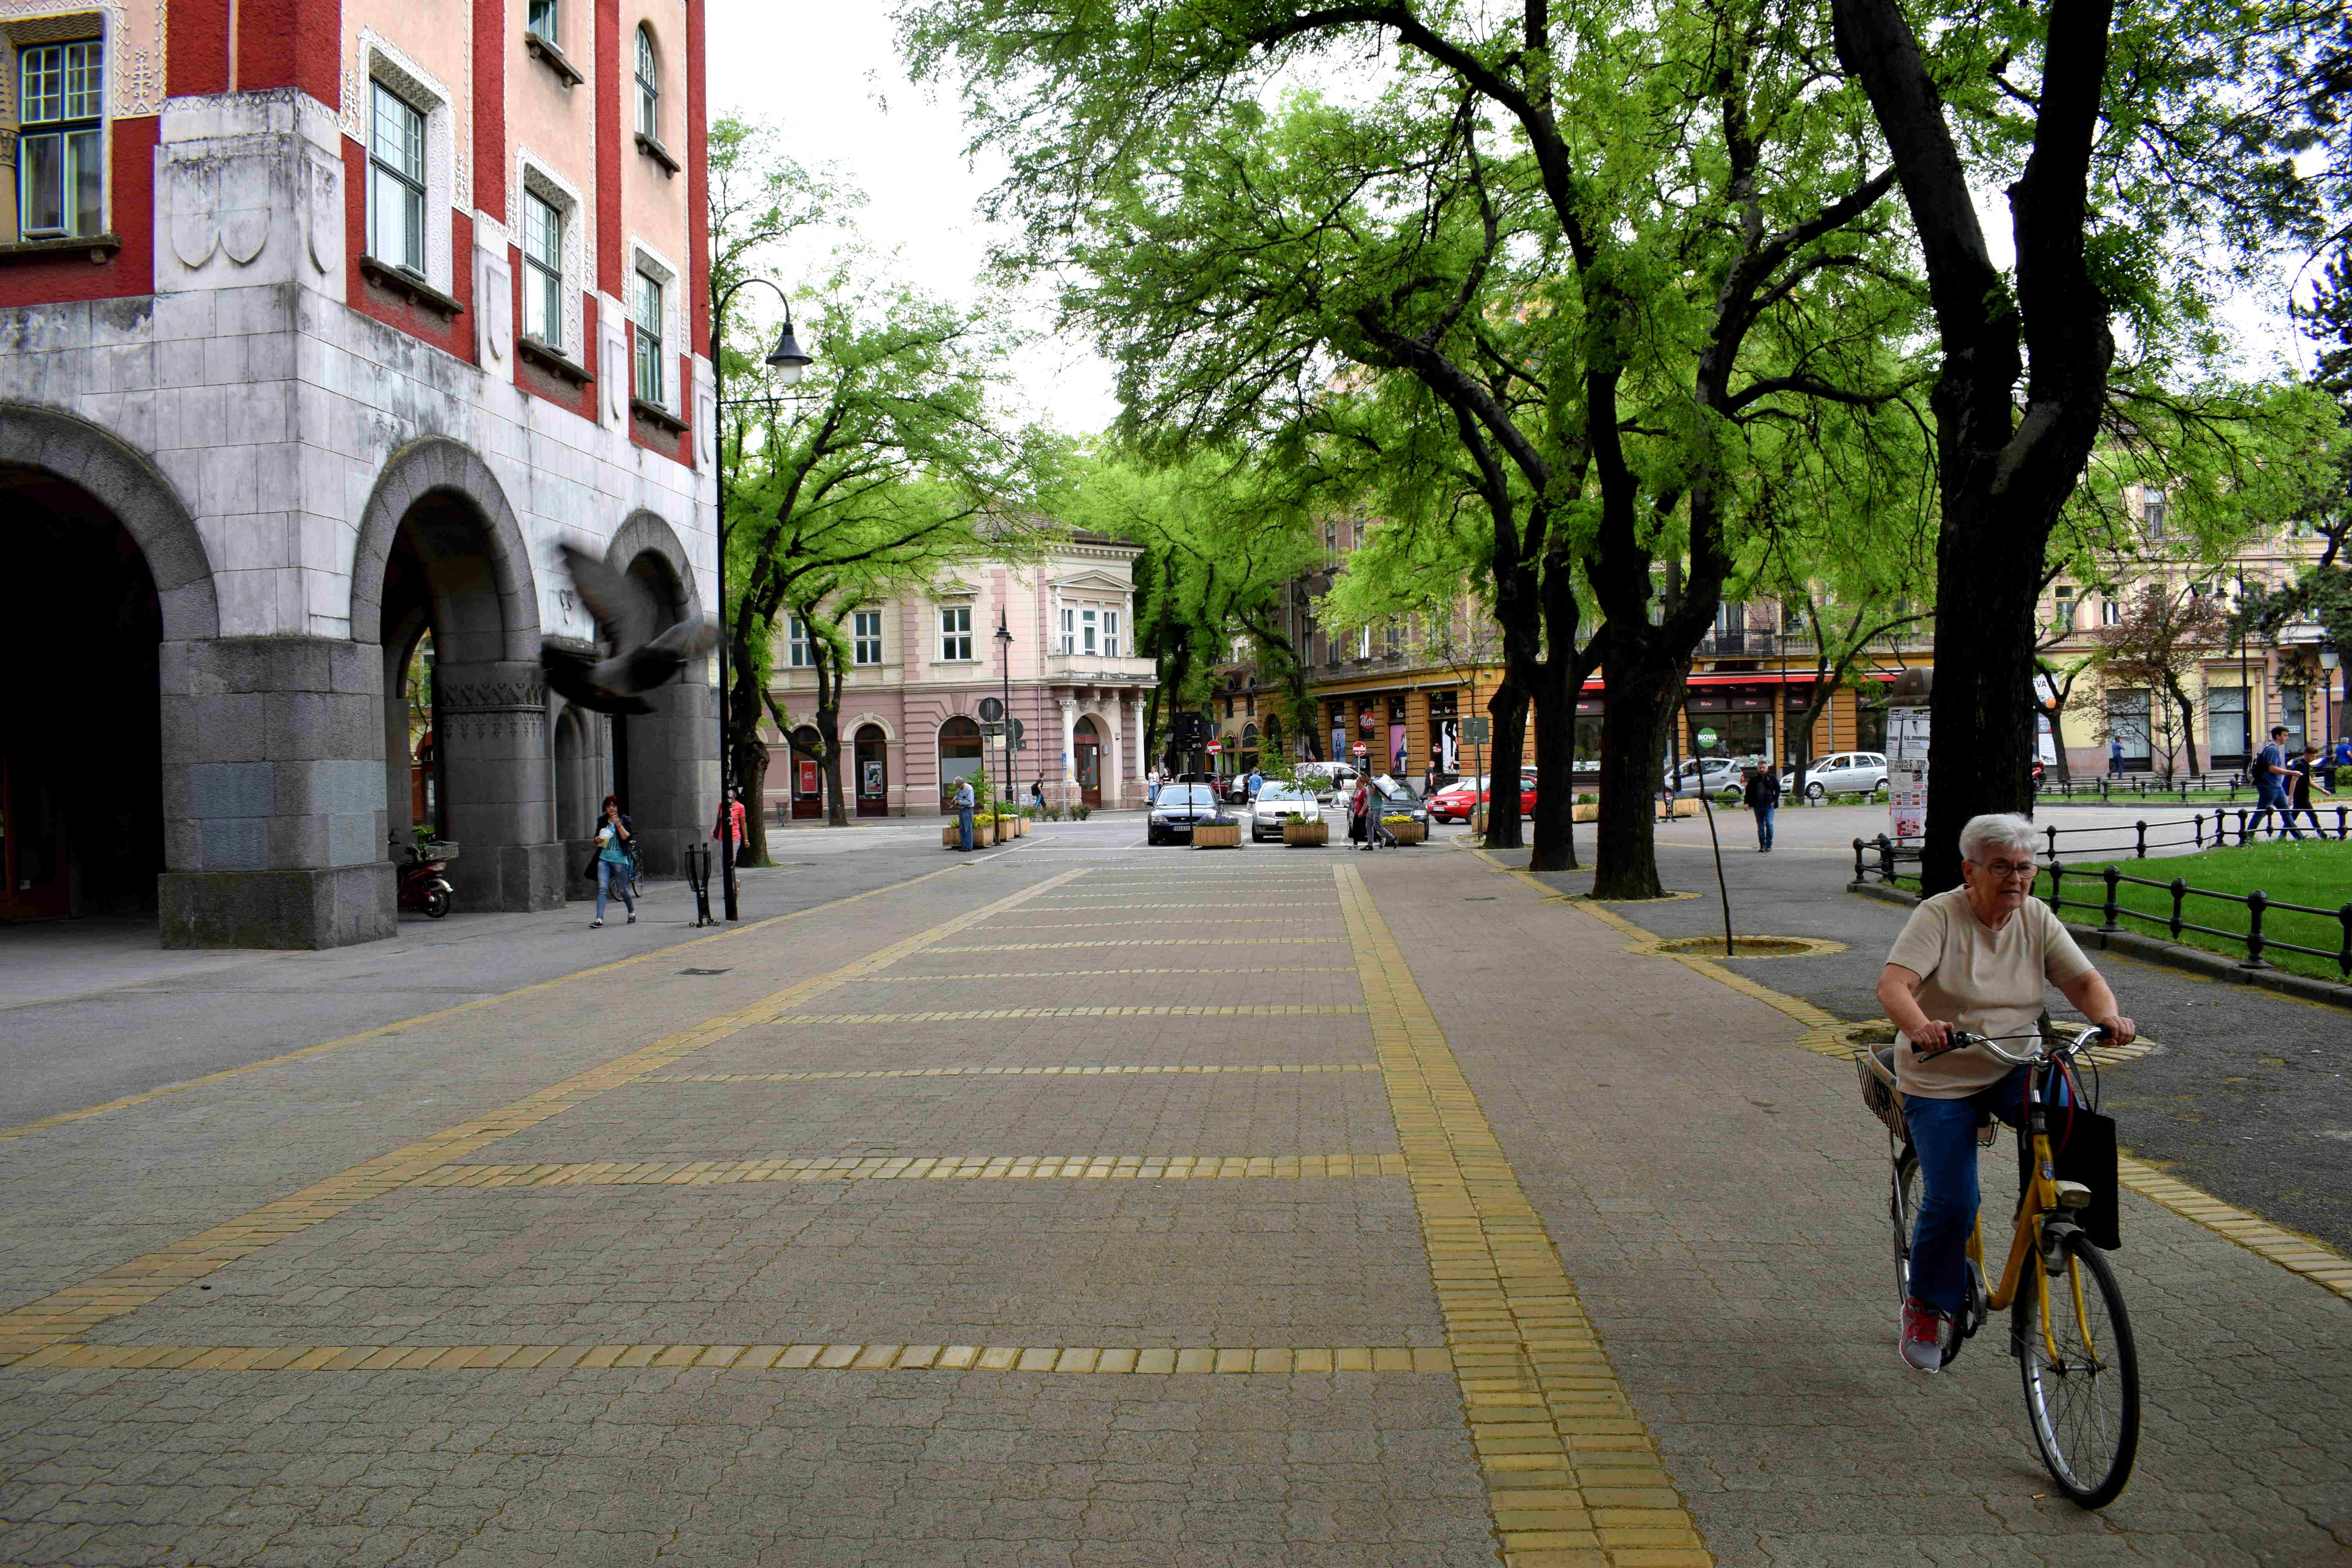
left=0, top=834, right=2343, bottom=1565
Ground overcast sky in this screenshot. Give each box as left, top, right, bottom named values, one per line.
left=705, top=4, right=2312, bottom=439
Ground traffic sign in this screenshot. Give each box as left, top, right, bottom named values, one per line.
left=1464, top=717, right=1490, bottom=744
left=1696, top=727, right=1719, bottom=749
left=1008, top=717, right=1024, bottom=744
left=1352, top=743, right=1368, bottom=757
left=978, top=721, right=1004, bottom=737
left=1207, top=741, right=1223, bottom=755
left=978, top=697, right=1005, bottom=722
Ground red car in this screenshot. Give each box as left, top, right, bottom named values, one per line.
left=1429, top=773, right=1537, bottom=822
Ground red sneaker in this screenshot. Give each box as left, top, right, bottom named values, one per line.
left=1900, top=1296, right=1947, bottom=1373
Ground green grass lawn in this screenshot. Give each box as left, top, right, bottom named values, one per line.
left=2038, top=839, right=2352, bottom=982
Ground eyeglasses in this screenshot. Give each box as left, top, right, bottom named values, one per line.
left=1967, top=860, right=2038, bottom=880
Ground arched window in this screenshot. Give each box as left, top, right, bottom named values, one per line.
left=939, top=715, right=983, bottom=808
left=634, top=25, right=659, bottom=139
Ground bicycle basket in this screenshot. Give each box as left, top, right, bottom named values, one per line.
left=1857, top=1045, right=1907, bottom=1140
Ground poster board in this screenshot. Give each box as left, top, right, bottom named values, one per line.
left=1887, top=705, right=1929, bottom=840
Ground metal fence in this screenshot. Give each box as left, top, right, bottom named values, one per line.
left=2034, top=770, right=2256, bottom=803
left=1848, top=811, right=2352, bottom=978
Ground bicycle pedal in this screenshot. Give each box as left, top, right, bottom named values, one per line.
left=2054, top=1180, right=2092, bottom=1210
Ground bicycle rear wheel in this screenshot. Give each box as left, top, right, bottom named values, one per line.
left=2015, top=1230, right=2140, bottom=1508
left=1889, top=1147, right=1918, bottom=1304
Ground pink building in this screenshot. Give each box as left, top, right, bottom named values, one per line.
left=762, top=532, right=1155, bottom=817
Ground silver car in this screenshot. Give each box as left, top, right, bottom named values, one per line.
left=1249, top=784, right=1323, bottom=841
left=1780, top=751, right=1889, bottom=800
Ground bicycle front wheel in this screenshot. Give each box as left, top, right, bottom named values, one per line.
left=2015, top=1230, right=2140, bottom=1508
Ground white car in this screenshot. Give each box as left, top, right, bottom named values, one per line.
left=1248, top=784, right=1323, bottom=841
left=1662, top=757, right=1746, bottom=800
left=1781, top=751, right=1889, bottom=799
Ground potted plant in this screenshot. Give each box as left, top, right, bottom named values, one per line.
left=1381, top=811, right=1426, bottom=846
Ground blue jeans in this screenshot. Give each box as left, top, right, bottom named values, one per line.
left=1752, top=805, right=1775, bottom=849
left=958, top=807, right=975, bottom=850
left=2247, top=781, right=2303, bottom=840
left=595, top=858, right=635, bottom=920
left=1902, top=1066, right=2030, bottom=1316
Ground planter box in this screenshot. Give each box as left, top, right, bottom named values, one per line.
left=1192, top=821, right=1243, bottom=849
left=1385, top=821, right=1426, bottom=846
left=1282, top=819, right=1329, bottom=848
left=942, top=821, right=998, bottom=849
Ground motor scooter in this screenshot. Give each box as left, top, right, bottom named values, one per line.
left=396, top=840, right=456, bottom=918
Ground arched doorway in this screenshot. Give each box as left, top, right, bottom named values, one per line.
left=0, top=468, right=164, bottom=918
left=609, top=538, right=702, bottom=871
left=939, top=716, right=983, bottom=811
left=552, top=706, right=595, bottom=843
left=1074, top=716, right=1103, bottom=808
left=854, top=724, right=889, bottom=817
left=789, top=725, right=824, bottom=818
left=359, top=441, right=557, bottom=913
left=1240, top=722, right=1260, bottom=775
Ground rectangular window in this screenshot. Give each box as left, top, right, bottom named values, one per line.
left=632, top=269, right=665, bottom=405
left=2100, top=596, right=2120, bottom=627
left=2107, top=691, right=2151, bottom=768
left=853, top=611, right=883, bottom=666
left=2052, top=585, right=2076, bottom=630
left=786, top=615, right=814, bottom=669
left=17, top=40, right=105, bottom=240
left=1356, top=626, right=1372, bottom=659
left=521, top=191, right=563, bottom=351
left=527, top=0, right=559, bottom=42
left=1103, top=610, right=1119, bottom=658
left=939, top=606, right=972, bottom=661
left=1385, top=619, right=1403, bottom=655
left=1059, top=606, right=1074, bottom=655
left=1082, top=607, right=1097, bottom=655
left=369, top=81, right=426, bottom=272
left=2141, top=488, right=2167, bottom=540
left=2209, top=685, right=2249, bottom=762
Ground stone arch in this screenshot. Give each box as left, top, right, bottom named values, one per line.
left=349, top=435, right=539, bottom=658
left=840, top=711, right=898, bottom=744
left=355, top=436, right=559, bottom=911
left=0, top=402, right=218, bottom=640
left=601, top=508, right=710, bottom=872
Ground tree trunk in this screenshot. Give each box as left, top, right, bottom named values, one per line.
left=1920, top=509, right=2049, bottom=888
left=1483, top=678, right=1530, bottom=849
left=1590, top=650, right=1679, bottom=899
left=816, top=644, right=849, bottom=827
left=726, top=642, right=770, bottom=867
left=736, top=741, right=771, bottom=866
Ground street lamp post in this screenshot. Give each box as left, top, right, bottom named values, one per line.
left=709, top=278, right=813, bottom=922
left=2321, top=639, right=2340, bottom=756
left=995, top=612, right=1014, bottom=823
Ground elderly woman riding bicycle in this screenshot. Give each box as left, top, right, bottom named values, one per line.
left=1874, top=812, right=2136, bottom=1373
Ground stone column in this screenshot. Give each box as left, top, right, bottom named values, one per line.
left=158, top=635, right=396, bottom=949
left=1107, top=706, right=1125, bottom=810
left=1058, top=697, right=1079, bottom=809
left=434, top=662, right=564, bottom=913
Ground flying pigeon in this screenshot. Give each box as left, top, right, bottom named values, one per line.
left=542, top=543, right=718, bottom=716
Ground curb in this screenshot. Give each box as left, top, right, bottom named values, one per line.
left=1843, top=883, right=2352, bottom=1011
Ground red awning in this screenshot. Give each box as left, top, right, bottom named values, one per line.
left=1574, top=669, right=1901, bottom=690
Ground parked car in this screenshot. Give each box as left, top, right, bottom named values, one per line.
left=1147, top=784, right=1223, bottom=845
left=1779, top=751, right=1889, bottom=800
left=1294, top=762, right=1360, bottom=803
left=1429, top=771, right=1537, bottom=822
left=1369, top=775, right=1432, bottom=833
left=1662, top=757, right=1748, bottom=800
left=1249, top=784, right=1323, bottom=841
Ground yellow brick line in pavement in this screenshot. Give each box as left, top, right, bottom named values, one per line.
left=400, top=1152, right=1410, bottom=1186
left=769, top=1004, right=1368, bottom=1024
left=12, top=1341, right=1452, bottom=1376
left=1473, top=847, right=2352, bottom=1308
left=0, top=869, right=1090, bottom=1365
left=844, top=967, right=1354, bottom=980
left=636, top=1064, right=1381, bottom=1082
left=984, top=919, right=1342, bottom=930
left=0, top=858, right=996, bottom=1145
left=1337, top=863, right=1712, bottom=1568
left=1022, top=901, right=1336, bottom=910
left=931, top=939, right=1345, bottom=951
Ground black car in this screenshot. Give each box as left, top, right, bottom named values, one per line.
left=1147, top=784, right=1222, bottom=845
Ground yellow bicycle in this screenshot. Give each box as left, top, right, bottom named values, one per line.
left=1862, top=1025, right=2141, bottom=1508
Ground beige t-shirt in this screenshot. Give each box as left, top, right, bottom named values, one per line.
left=1886, top=888, right=2095, bottom=1099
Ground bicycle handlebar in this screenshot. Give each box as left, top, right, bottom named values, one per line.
left=1911, top=1025, right=2106, bottom=1064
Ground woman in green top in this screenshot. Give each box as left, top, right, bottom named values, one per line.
left=593, top=795, right=635, bottom=928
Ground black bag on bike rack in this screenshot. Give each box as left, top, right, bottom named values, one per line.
left=2048, top=1104, right=2121, bottom=1252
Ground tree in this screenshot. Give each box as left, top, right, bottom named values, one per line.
left=1827, top=0, right=2318, bottom=889
left=2083, top=584, right=2235, bottom=777
left=907, top=0, right=1921, bottom=894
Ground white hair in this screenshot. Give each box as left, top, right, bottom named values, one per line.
left=1959, top=812, right=2039, bottom=864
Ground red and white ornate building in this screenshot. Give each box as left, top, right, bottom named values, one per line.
left=0, top=0, right=716, bottom=945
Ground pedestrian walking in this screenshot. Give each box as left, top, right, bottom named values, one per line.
left=591, top=796, right=635, bottom=928
left=1742, top=765, right=1782, bottom=852
left=2287, top=744, right=2332, bottom=837
left=2327, top=737, right=2351, bottom=792
left=954, top=775, right=977, bottom=851
left=1348, top=778, right=1371, bottom=848
left=712, top=790, right=746, bottom=862
left=2246, top=726, right=2300, bottom=840
left=1247, top=767, right=1264, bottom=802
left=1030, top=778, right=1045, bottom=810
left=2108, top=736, right=2125, bottom=776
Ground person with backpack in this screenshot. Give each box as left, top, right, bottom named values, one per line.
left=591, top=796, right=635, bottom=928
left=2247, top=726, right=2302, bottom=841
left=1742, top=764, right=1783, bottom=852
